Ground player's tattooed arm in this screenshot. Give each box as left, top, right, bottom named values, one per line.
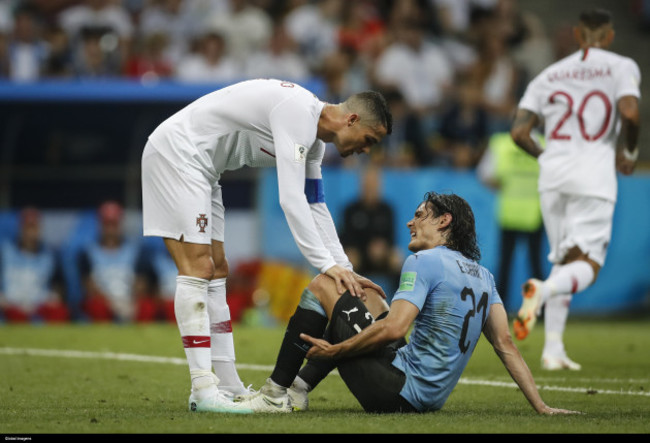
left=618, top=95, right=640, bottom=154
left=510, top=109, right=544, bottom=158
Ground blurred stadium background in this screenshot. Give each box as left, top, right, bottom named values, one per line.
left=1, top=0, right=649, bottom=326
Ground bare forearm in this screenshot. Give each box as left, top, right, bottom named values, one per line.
left=619, top=96, right=640, bottom=152
left=495, top=344, right=546, bottom=413
left=510, top=109, right=543, bottom=158
left=334, top=320, right=397, bottom=359
left=621, top=117, right=640, bottom=152
left=515, top=135, right=544, bottom=158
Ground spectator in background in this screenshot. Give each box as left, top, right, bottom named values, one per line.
left=139, top=241, right=178, bottom=322
left=58, top=0, right=133, bottom=71
left=0, top=207, right=69, bottom=323
left=123, top=32, right=173, bottom=82
left=433, top=0, right=497, bottom=38
left=465, top=10, right=521, bottom=132
left=551, top=23, right=578, bottom=61
left=244, top=21, right=309, bottom=82
left=375, top=88, right=428, bottom=168
left=204, top=0, right=273, bottom=66
left=42, top=24, right=72, bottom=78
left=340, top=166, right=402, bottom=299
left=71, top=25, right=122, bottom=78
left=284, top=0, right=342, bottom=73
left=138, top=0, right=196, bottom=66
left=175, top=30, right=238, bottom=83
left=6, top=3, right=49, bottom=82
left=336, top=0, right=385, bottom=57
left=477, top=131, right=544, bottom=308
left=435, top=72, right=489, bottom=169
left=372, top=16, right=455, bottom=165
left=78, top=201, right=154, bottom=323
left=508, top=9, right=554, bottom=81
left=373, top=17, right=454, bottom=120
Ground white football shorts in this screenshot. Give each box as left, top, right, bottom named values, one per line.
left=540, top=190, right=614, bottom=266
left=141, top=141, right=224, bottom=244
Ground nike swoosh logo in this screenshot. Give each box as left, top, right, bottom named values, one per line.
left=193, top=340, right=209, bottom=344
left=262, top=397, right=285, bottom=409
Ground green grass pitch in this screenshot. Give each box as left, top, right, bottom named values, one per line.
left=1, top=317, right=648, bottom=434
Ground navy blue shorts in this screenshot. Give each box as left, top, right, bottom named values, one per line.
left=327, top=293, right=417, bottom=413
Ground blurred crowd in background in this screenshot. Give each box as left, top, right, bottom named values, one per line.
left=0, top=0, right=591, bottom=169
left=1, top=0, right=648, bottom=325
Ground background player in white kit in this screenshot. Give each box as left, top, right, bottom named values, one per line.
left=510, top=9, right=641, bottom=370
left=141, top=78, right=392, bottom=413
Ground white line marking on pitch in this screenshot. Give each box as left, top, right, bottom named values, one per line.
left=2, top=347, right=649, bottom=397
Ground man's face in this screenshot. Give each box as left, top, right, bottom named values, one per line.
left=406, top=203, right=440, bottom=253
left=334, top=115, right=386, bottom=158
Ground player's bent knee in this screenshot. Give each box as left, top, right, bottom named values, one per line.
left=363, top=288, right=390, bottom=319
left=307, top=274, right=342, bottom=307
left=308, top=274, right=336, bottom=294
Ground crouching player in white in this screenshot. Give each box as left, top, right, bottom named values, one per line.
left=510, top=8, right=641, bottom=370
left=237, top=192, right=579, bottom=416
left=141, top=79, right=391, bottom=413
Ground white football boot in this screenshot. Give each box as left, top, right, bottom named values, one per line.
left=542, top=354, right=582, bottom=371
left=237, top=378, right=292, bottom=413
left=188, top=374, right=253, bottom=414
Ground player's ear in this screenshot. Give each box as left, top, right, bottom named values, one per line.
left=437, top=213, right=452, bottom=230
left=347, top=113, right=360, bottom=127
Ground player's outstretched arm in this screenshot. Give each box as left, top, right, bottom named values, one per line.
left=482, top=303, right=582, bottom=415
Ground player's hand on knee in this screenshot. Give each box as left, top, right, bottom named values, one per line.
left=325, top=265, right=364, bottom=298
left=353, top=273, right=387, bottom=299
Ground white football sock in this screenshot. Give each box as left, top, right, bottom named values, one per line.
left=542, top=260, right=594, bottom=305
left=543, top=293, right=572, bottom=358
left=207, top=278, right=246, bottom=395
left=174, top=275, right=216, bottom=397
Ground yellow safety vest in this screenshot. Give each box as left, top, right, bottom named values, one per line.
left=491, top=132, right=543, bottom=232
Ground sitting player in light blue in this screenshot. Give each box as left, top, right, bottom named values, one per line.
left=237, top=192, right=580, bottom=415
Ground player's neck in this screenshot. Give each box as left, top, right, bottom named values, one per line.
left=316, top=104, right=343, bottom=142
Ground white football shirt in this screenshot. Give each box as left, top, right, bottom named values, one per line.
left=147, top=78, right=350, bottom=273
left=518, top=48, right=641, bottom=202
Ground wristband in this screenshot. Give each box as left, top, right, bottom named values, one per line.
left=623, top=147, right=639, bottom=162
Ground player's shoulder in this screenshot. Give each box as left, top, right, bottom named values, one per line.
left=233, top=78, right=316, bottom=98
left=410, top=246, right=458, bottom=267
left=592, top=49, right=641, bottom=81
left=592, top=48, right=636, bottom=62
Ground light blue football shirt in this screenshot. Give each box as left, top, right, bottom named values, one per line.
left=391, top=246, right=502, bottom=412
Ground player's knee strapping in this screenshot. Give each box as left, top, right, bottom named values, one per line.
left=270, top=289, right=328, bottom=387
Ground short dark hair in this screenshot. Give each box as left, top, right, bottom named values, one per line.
left=579, top=8, right=612, bottom=29
left=423, top=191, right=481, bottom=262
left=349, top=91, right=393, bottom=135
